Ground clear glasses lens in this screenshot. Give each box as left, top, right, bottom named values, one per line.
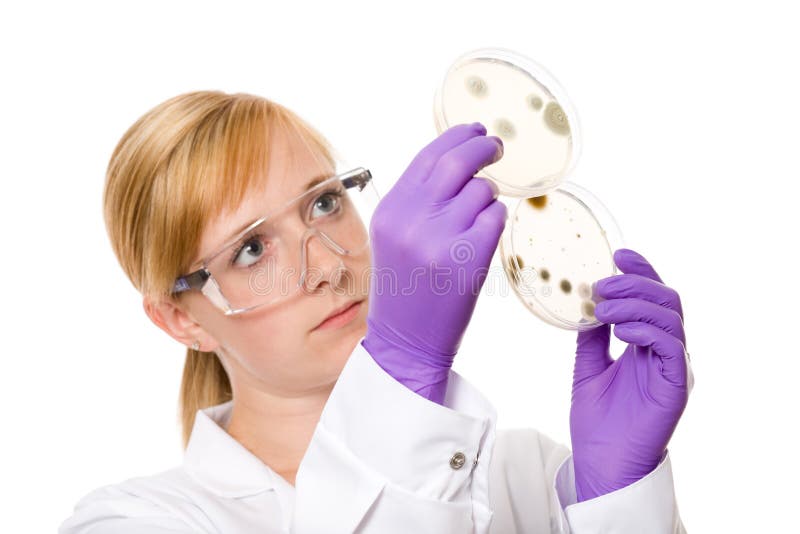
left=203, top=172, right=377, bottom=314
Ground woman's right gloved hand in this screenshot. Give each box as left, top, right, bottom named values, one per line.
left=361, top=122, right=506, bottom=405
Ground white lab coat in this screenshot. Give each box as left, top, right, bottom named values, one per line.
left=59, top=337, right=686, bottom=533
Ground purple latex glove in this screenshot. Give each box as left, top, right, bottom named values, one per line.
left=361, top=122, right=506, bottom=405
left=570, top=248, right=694, bottom=502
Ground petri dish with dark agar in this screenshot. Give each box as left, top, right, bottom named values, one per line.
left=433, top=47, right=582, bottom=198
left=499, top=181, right=624, bottom=330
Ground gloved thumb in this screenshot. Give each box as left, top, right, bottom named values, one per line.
left=573, top=323, right=614, bottom=387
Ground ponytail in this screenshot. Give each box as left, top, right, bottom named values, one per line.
left=178, top=348, right=232, bottom=449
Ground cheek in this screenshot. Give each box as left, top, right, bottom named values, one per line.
left=210, top=304, right=296, bottom=358
left=349, top=254, right=372, bottom=298
left=235, top=312, right=300, bottom=353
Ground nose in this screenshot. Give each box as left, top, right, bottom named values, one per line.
left=299, top=228, right=351, bottom=295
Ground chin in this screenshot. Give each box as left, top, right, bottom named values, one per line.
left=310, top=321, right=363, bottom=348
left=341, top=320, right=367, bottom=347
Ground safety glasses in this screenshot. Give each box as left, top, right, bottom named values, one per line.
left=172, top=167, right=378, bottom=315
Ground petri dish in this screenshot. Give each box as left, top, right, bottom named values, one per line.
left=499, top=181, right=624, bottom=330
left=433, top=47, right=582, bottom=198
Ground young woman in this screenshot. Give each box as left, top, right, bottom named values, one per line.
left=60, top=91, right=691, bottom=533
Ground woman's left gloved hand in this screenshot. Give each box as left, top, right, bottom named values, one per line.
left=570, top=248, right=694, bottom=502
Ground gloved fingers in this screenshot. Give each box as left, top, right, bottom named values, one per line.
left=464, top=199, right=507, bottom=264
left=612, top=322, right=689, bottom=388
left=594, top=273, right=683, bottom=318
left=449, top=177, right=500, bottom=229
left=425, top=135, right=504, bottom=203
left=612, top=248, right=665, bottom=284
left=574, top=323, right=614, bottom=386
left=594, top=298, right=685, bottom=346
left=397, top=123, right=489, bottom=190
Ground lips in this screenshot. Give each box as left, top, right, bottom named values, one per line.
left=314, top=299, right=362, bottom=330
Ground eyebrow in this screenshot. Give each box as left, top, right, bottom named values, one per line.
left=199, top=172, right=334, bottom=264
left=304, top=175, right=328, bottom=191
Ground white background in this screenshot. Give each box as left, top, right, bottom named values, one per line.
left=1, top=1, right=797, bottom=531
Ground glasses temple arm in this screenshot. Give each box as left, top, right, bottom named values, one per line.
left=172, top=269, right=211, bottom=294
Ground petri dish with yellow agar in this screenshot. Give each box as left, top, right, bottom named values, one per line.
left=433, top=47, right=582, bottom=198
left=499, top=181, right=624, bottom=330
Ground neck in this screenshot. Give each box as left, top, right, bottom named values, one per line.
left=224, top=382, right=335, bottom=487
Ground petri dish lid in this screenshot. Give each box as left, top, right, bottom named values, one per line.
left=499, top=181, right=624, bottom=330
left=434, top=47, right=582, bottom=198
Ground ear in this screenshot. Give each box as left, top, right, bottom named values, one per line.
left=142, top=295, right=219, bottom=353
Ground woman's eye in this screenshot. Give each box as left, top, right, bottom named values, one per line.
left=233, top=238, right=268, bottom=267
left=311, top=192, right=341, bottom=219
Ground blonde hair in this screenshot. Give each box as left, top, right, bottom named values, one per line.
left=103, top=91, right=337, bottom=449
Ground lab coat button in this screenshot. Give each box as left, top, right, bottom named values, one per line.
left=450, top=451, right=466, bottom=470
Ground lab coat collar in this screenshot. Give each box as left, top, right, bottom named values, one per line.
left=183, top=400, right=278, bottom=498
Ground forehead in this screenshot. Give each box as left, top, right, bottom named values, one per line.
left=195, top=134, right=334, bottom=264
